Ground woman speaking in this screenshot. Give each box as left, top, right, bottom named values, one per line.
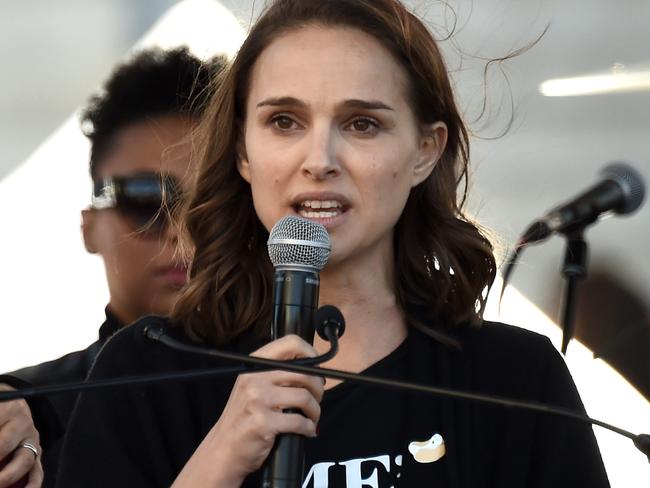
left=56, top=1, right=609, bottom=486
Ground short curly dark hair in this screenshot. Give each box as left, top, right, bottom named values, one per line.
left=81, top=46, right=226, bottom=180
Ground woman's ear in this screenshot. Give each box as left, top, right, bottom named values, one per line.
left=235, top=125, right=251, bottom=183
left=81, top=209, right=98, bottom=254
left=412, top=121, right=448, bottom=187
left=237, top=156, right=251, bottom=183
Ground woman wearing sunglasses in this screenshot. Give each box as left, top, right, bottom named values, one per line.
left=0, top=47, right=225, bottom=487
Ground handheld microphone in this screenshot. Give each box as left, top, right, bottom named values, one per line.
left=263, top=215, right=331, bottom=488
left=521, top=162, right=645, bottom=244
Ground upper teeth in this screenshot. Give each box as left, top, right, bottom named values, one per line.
left=301, top=200, right=341, bottom=209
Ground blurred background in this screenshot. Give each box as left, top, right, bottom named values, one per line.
left=0, top=0, right=648, bottom=484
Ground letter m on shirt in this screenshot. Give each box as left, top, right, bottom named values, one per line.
left=302, top=455, right=391, bottom=488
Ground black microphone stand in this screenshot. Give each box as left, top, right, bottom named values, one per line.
left=1, top=323, right=649, bottom=463
left=559, top=229, right=589, bottom=354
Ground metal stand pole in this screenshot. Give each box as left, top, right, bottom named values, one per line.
left=560, top=230, right=588, bottom=354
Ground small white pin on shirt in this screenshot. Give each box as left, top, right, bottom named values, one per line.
left=408, top=433, right=446, bottom=463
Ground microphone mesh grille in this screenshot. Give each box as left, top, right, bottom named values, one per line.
left=267, top=216, right=331, bottom=270
left=602, top=162, right=646, bottom=214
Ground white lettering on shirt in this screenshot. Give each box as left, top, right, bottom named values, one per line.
left=302, top=461, right=336, bottom=488
left=302, top=454, right=399, bottom=488
left=340, top=455, right=391, bottom=488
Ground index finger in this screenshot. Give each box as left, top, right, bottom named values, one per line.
left=251, top=335, right=318, bottom=361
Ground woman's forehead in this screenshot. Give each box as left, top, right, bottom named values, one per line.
left=246, top=25, right=411, bottom=109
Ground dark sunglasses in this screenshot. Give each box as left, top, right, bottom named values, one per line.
left=91, top=172, right=181, bottom=236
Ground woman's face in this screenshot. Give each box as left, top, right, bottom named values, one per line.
left=238, top=25, right=446, bottom=267
left=82, top=115, right=193, bottom=324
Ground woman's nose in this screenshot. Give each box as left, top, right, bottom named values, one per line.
left=300, top=127, right=341, bottom=180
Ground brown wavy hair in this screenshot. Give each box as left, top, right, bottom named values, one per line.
left=172, top=0, right=496, bottom=346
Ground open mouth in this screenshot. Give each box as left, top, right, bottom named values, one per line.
left=295, top=200, right=344, bottom=219
left=295, top=199, right=346, bottom=219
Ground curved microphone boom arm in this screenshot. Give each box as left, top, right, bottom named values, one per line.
left=1, top=319, right=648, bottom=463
left=147, top=324, right=650, bottom=463
left=0, top=321, right=341, bottom=404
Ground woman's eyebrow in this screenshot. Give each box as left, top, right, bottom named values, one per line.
left=256, top=97, right=394, bottom=112
left=341, top=99, right=394, bottom=111
left=256, top=96, right=306, bottom=108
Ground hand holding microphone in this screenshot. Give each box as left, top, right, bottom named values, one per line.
left=172, top=335, right=324, bottom=488
left=172, top=216, right=332, bottom=488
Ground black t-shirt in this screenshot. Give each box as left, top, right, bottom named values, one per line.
left=56, top=316, right=610, bottom=487
left=303, top=339, right=442, bottom=487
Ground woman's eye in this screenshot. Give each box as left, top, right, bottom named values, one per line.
left=270, top=115, right=298, bottom=131
left=348, top=117, right=380, bottom=134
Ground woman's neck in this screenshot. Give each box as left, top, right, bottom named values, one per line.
left=313, top=246, right=408, bottom=387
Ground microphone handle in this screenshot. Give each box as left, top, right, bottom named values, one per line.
left=262, top=435, right=305, bottom=488
left=264, top=268, right=320, bottom=488
left=264, top=304, right=314, bottom=488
